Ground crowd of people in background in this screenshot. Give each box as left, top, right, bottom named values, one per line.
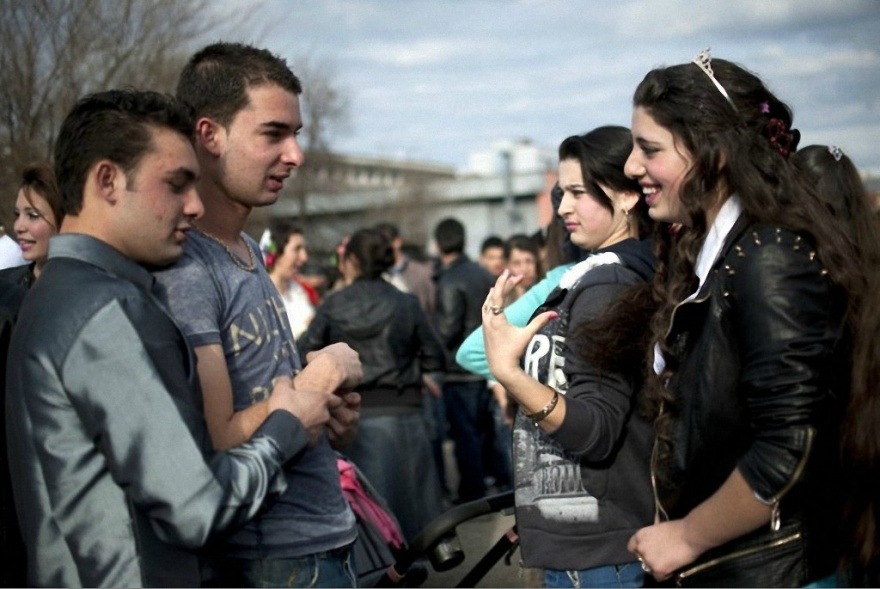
left=0, top=41, right=878, bottom=589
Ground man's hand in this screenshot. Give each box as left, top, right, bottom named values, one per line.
left=267, top=376, right=341, bottom=447
left=301, top=343, right=363, bottom=391
left=327, top=391, right=361, bottom=450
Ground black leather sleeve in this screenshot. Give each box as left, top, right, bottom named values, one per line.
left=434, top=281, right=466, bottom=352
left=730, top=228, right=842, bottom=501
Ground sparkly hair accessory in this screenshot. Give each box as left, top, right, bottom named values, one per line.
left=758, top=96, right=799, bottom=157
left=828, top=145, right=844, bottom=162
left=692, top=48, right=736, bottom=110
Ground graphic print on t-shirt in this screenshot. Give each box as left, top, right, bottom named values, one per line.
left=514, top=307, right=599, bottom=523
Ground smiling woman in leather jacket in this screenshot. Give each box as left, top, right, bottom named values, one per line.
left=298, top=227, right=447, bottom=543
left=622, top=51, right=877, bottom=587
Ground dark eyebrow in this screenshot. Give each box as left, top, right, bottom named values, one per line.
left=166, top=167, right=199, bottom=183
left=261, top=121, right=302, bottom=133
left=635, top=136, right=659, bottom=149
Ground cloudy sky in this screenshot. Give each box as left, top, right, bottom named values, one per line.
left=228, top=0, right=880, bottom=175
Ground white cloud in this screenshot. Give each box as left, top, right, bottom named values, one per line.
left=231, top=0, right=880, bottom=173
left=358, top=39, right=461, bottom=67
left=762, top=45, right=880, bottom=77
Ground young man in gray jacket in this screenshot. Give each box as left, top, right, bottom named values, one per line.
left=6, top=89, right=343, bottom=587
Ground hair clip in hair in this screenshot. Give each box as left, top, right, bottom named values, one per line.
left=258, top=228, right=277, bottom=270
left=828, top=145, right=844, bottom=162
left=763, top=118, right=800, bottom=158
left=692, top=48, right=736, bottom=110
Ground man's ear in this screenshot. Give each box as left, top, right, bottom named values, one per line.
left=93, top=160, right=122, bottom=204
left=194, top=117, right=225, bottom=157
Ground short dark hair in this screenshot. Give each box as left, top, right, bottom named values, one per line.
left=269, top=219, right=304, bottom=256
left=480, top=235, right=504, bottom=254
left=504, top=233, right=540, bottom=261
left=434, top=217, right=465, bottom=255
left=344, top=227, right=395, bottom=280
left=54, top=89, right=194, bottom=216
left=374, top=222, right=400, bottom=242
left=177, top=42, right=302, bottom=126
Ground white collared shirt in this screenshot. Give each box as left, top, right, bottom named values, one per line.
left=653, top=195, right=744, bottom=375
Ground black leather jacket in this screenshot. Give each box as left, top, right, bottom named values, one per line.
left=433, top=254, right=495, bottom=377
left=0, top=263, right=33, bottom=587
left=298, top=278, right=446, bottom=411
left=659, top=219, right=848, bottom=584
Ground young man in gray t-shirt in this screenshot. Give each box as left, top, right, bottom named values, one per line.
left=155, top=42, right=363, bottom=587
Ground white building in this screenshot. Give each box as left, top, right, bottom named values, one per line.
left=263, top=140, right=557, bottom=261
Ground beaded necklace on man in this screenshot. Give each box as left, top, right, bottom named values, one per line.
left=193, top=225, right=257, bottom=272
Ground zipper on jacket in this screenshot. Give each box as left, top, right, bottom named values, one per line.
left=674, top=530, right=802, bottom=586
left=653, top=288, right=712, bottom=518
left=673, top=427, right=814, bottom=584
left=760, top=426, right=815, bottom=532
left=663, top=289, right=712, bottom=341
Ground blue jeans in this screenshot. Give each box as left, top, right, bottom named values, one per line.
left=224, top=546, right=357, bottom=588
left=443, top=380, right=493, bottom=502
left=486, top=396, right=513, bottom=491
left=422, top=391, right=449, bottom=493
left=544, top=563, right=643, bottom=588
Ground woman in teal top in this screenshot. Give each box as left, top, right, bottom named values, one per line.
left=455, top=263, right=570, bottom=379
left=456, top=184, right=582, bottom=379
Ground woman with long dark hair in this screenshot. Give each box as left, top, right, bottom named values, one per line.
left=483, top=126, right=656, bottom=588
left=623, top=51, right=876, bottom=586
left=796, top=143, right=880, bottom=586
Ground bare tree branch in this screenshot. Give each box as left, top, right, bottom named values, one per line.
left=0, top=0, right=229, bottom=225
left=285, top=53, right=352, bottom=222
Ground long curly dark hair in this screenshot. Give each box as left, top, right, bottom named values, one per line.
left=796, top=145, right=880, bottom=583
left=635, top=58, right=873, bottom=532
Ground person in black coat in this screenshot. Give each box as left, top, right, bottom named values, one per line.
left=299, top=227, right=447, bottom=542
left=0, top=161, right=62, bottom=588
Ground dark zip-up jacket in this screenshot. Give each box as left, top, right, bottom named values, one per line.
left=299, top=277, right=446, bottom=412
left=433, top=253, right=495, bottom=379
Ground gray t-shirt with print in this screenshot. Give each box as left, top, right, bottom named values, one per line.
left=153, top=230, right=355, bottom=559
